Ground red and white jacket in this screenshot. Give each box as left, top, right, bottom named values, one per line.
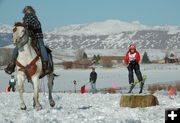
left=124, top=51, right=140, bottom=65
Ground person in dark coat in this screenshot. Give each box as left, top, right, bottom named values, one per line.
left=90, top=68, right=97, bottom=93
left=124, top=44, right=144, bottom=93
left=8, top=75, right=16, bottom=92
left=5, top=6, right=50, bottom=75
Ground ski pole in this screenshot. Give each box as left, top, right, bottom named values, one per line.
left=73, top=80, right=77, bottom=93
left=84, top=82, right=90, bottom=86
left=43, top=78, right=45, bottom=95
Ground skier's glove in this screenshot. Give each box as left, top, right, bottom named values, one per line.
left=129, top=60, right=137, bottom=64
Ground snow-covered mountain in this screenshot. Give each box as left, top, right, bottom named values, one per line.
left=1, top=20, right=180, bottom=49
left=49, top=20, right=180, bottom=36
left=0, top=24, right=12, bottom=33
left=0, top=24, right=12, bottom=47
left=45, top=20, right=180, bottom=49
left=50, top=20, right=150, bottom=35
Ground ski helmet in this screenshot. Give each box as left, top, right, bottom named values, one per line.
left=23, top=6, right=36, bottom=14
left=128, top=44, right=136, bottom=51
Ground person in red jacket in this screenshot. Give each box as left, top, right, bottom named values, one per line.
left=124, top=44, right=143, bottom=93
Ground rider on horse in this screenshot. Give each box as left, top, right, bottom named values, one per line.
left=5, top=6, right=50, bottom=75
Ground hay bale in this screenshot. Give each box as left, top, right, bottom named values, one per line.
left=120, top=94, right=159, bottom=108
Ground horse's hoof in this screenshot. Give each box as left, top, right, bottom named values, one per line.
left=20, top=105, right=27, bottom=110
left=33, top=98, right=35, bottom=108
left=49, top=100, right=55, bottom=107
left=33, top=104, right=35, bottom=108
left=33, top=101, right=35, bottom=108
left=36, top=105, right=42, bottom=111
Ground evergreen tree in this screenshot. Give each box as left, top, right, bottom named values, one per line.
left=170, top=53, right=175, bottom=57
left=93, top=55, right=97, bottom=61
left=83, top=52, right=88, bottom=59
left=141, top=51, right=151, bottom=63
left=92, top=55, right=101, bottom=63
left=97, top=55, right=101, bottom=61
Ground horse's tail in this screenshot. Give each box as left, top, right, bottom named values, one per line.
left=53, top=73, right=59, bottom=77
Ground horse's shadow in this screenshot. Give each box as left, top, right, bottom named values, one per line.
left=55, top=106, right=63, bottom=110
left=78, top=106, right=92, bottom=110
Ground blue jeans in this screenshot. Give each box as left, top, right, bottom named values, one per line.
left=37, top=38, right=48, bottom=62
left=12, top=46, right=18, bottom=60
left=90, top=81, right=97, bottom=93
left=12, top=38, right=48, bottom=62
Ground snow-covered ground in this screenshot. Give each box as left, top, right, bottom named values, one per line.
left=0, top=64, right=180, bottom=92
left=0, top=91, right=179, bottom=123
left=0, top=64, right=180, bottom=123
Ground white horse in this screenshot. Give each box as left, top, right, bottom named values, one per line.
left=12, top=24, right=55, bottom=110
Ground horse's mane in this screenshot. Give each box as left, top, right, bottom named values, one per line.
left=13, top=22, right=25, bottom=33
left=14, top=22, right=25, bottom=27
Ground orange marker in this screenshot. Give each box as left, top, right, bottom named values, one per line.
left=169, top=86, right=173, bottom=97
left=5, top=85, right=9, bottom=93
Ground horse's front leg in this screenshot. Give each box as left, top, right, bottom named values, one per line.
left=30, top=81, right=36, bottom=108
left=32, top=77, right=42, bottom=110
left=47, top=73, right=55, bottom=107
left=17, top=73, right=26, bottom=110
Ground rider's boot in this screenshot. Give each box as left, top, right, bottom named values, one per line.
left=4, top=60, right=16, bottom=74
left=42, top=61, right=51, bottom=74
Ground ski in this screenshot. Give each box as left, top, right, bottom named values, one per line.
left=128, top=75, right=147, bottom=94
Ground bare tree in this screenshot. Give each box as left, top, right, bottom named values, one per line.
left=76, top=49, right=85, bottom=60
left=0, top=48, right=12, bottom=66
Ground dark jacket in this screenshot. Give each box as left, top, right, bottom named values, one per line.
left=23, top=13, right=43, bottom=39
left=9, top=78, right=16, bottom=86
left=90, top=71, right=97, bottom=83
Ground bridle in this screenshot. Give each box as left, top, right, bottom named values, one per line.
left=13, top=25, right=29, bottom=50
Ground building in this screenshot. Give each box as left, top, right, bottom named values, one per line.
left=99, top=56, right=124, bottom=67
left=165, top=52, right=178, bottom=63
left=63, top=59, right=93, bottom=69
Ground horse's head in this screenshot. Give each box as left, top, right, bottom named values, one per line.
left=12, top=22, right=26, bottom=45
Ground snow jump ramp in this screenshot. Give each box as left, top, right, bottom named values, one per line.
left=120, top=94, right=159, bottom=108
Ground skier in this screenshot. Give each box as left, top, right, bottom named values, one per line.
left=8, top=75, right=16, bottom=92
left=89, top=68, right=97, bottom=93
left=124, top=44, right=144, bottom=93
left=4, top=6, right=50, bottom=75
